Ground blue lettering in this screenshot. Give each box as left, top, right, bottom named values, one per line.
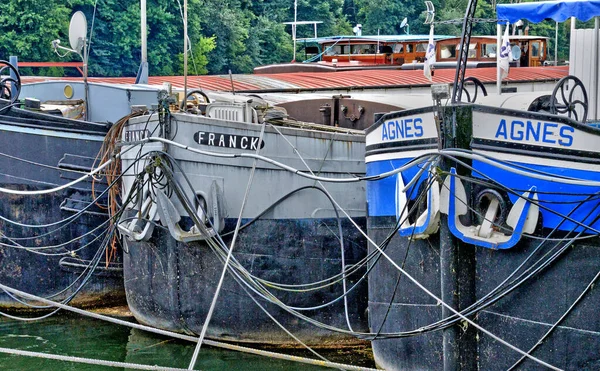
left=404, top=118, right=414, bottom=138
left=495, top=119, right=508, bottom=139
left=395, top=120, right=403, bottom=138
left=388, top=121, right=396, bottom=140
left=526, top=121, right=541, bottom=141
left=414, top=118, right=424, bottom=137
left=382, top=122, right=389, bottom=140
left=542, top=123, right=557, bottom=144
left=558, top=126, right=575, bottom=147
left=510, top=120, right=524, bottom=140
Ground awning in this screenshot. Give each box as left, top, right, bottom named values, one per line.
left=497, top=0, right=600, bottom=24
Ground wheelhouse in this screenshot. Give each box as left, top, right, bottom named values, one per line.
left=437, top=35, right=548, bottom=67
left=306, top=35, right=454, bottom=66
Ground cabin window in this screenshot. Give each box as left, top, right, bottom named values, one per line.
left=394, top=43, right=404, bottom=53
left=440, top=44, right=457, bottom=58
left=351, top=44, right=376, bottom=54
left=406, top=44, right=414, bottom=53
left=416, top=43, right=428, bottom=52
left=481, top=44, right=496, bottom=58
left=324, top=45, right=343, bottom=56
left=457, top=43, right=477, bottom=58
left=531, top=41, right=540, bottom=58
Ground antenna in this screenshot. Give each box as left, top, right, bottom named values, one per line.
left=68, top=11, right=87, bottom=52
left=400, top=17, right=409, bottom=35
left=52, top=11, right=89, bottom=120
left=424, top=1, right=435, bottom=24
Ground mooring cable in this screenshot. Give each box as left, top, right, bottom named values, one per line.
left=507, top=268, right=600, bottom=370
left=0, top=347, right=192, bottom=371
left=134, top=136, right=436, bottom=183
left=0, top=283, right=379, bottom=371
left=187, top=119, right=268, bottom=370
left=126, top=133, right=573, bottom=367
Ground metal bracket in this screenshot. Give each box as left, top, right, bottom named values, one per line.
left=117, top=189, right=158, bottom=242
left=396, top=167, right=441, bottom=239
left=155, top=189, right=218, bottom=242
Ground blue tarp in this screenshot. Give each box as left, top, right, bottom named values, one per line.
left=497, top=0, right=600, bottom=24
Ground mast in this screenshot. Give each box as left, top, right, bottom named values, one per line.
left=293, top=0, right=297, bottom=62
left=451, top=0, right=478, bottom=103
left=136, top=0, right=149, bottom=84
left=184, top=0, right=188, bottom=101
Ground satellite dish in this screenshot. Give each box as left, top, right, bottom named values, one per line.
left=511, top=45, right=521, bottom=60
left=69, top=11, right=87, bottom=53
left=424, top=1, right=435, bottom=24
left=400, top=18, right=408, bottom=29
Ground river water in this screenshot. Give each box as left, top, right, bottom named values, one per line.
left=0, top=311, right=374, bottom=370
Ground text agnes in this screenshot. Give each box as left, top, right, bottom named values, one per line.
left=494, top=119, right=575, bottom=146
left=381, top=117, right=424, bottom=141
left=194, top=131, right=265, bottom=150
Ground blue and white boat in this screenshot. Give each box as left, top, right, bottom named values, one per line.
left=365, top=1, right=600, bottom=370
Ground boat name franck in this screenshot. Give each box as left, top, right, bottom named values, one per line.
left=381, top=117, right=424, bottom=141
left=494, top=118, right=575, bottom=146
left=194, top=131, right=265, bottom=150
left=124, top=129, right=150, bottom=142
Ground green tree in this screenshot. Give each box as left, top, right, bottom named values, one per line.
left=0, top=0, right=72, bottom=75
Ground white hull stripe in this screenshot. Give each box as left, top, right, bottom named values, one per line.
left=0, top=123, right=105, bottom=142
left=472, top=149, right=600, bottom=173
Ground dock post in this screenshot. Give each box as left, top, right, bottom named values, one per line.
left=9, top=56, right=18, bottom=99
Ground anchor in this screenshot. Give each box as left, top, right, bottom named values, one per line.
left=440, top=167, right=539, bottom=249
left=154, top=180, right=224, bottom=242
left=396, top=167, right=440, bottom=239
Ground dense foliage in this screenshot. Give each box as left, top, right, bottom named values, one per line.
left=0, top=0, right=579, bottom=77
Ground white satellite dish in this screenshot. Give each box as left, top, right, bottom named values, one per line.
left=69, top=11, right=88, bottom=53
left=400, top=17, right=408, bottom=29
left=511, top=45, right=521, bottom=60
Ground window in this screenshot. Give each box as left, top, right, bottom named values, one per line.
left=416, top=43, right=428, bottom=52
left=458, top=43, right=477, bottom=58
left=482, top=44, right=496, bottom=58
left=325, top=45, right=343, bottom=56
left=531, top=41, right=540, bottom=57
left=440, top=44, right=456, bottom=59
left=393, top=43, right=404, bottom=53
left=350, top=44, right=376, bottom=54
left=406, top=44, right=414, bottom=53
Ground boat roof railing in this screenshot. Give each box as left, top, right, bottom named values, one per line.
left=302, top=35, right=455, bottom=44
left=440, top=35, right=549, bottom=41
left=496, top=0, right=600, bottom=24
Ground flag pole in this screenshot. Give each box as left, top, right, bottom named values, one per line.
left=497, top=22, right=502, bottom=95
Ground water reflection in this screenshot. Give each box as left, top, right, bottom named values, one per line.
left=0, top=312, right=370, bottom=370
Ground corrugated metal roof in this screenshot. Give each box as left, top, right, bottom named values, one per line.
left=21, top=66, right=568, bottom=93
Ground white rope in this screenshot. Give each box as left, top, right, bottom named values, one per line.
left=274, top=164, right=564, bottom=370
left=0, top=284, right=378, bottom=371
left=0, top=347, right=189, bottom=371
left=188, top=119, right=266, bottom=369
left=0, top=158, right=113, bottom=195
left=139, top=136, right=432, bottom=183
left=443, top=149, right=600, bottom=186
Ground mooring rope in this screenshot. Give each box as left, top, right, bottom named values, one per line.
left=0, top=347, right=190, bottom=371
left=0, top=285, right=378, bottom=371
left=187, top=119, right=268, bottom=369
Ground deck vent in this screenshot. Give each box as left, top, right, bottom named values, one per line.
left=206, top=102, right=257, bottom=123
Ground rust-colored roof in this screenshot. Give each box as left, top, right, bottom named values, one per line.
left=21, top=65, right=569, bottom=93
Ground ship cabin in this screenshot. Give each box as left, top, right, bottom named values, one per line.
left=436, top=35, right=548, bottom=67
left=253, top=34, right=549, bottom=74
left=309, top=35, right=454, bottom=66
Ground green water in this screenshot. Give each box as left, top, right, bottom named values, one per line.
left=0, top=313, right=372, bottom=370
